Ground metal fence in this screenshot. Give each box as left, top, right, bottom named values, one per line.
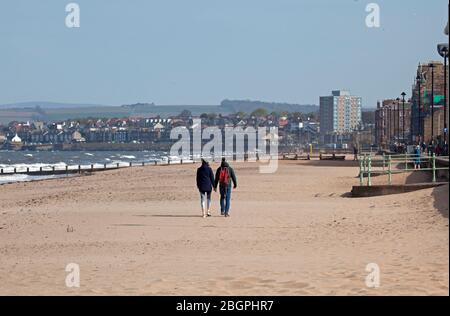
left=358, top=153, right=449, bottom=186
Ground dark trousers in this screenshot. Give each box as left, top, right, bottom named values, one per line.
left=219, top=186, right=232, bottom=214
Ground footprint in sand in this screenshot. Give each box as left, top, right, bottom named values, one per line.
left=240, top=277, right=262, bottom=283
left=230, top=280, right=253, bottom=290
left=280, top=280, right=309, bottom=289
left=216, top=276, right=234, bottom=281
left=258, top=279, right=276, bottom=284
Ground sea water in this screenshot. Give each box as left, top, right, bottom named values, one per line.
left=0, top=150, right=169, bottom=184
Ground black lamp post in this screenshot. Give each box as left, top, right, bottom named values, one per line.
left=396, top=98, right=400, bottom=143
left=410, top=78, right=414, bottom=143
left=428, top=63, right=435, bottom=143
left=438, top=45, right=448, bottom=147
left=388, top=106, right=391, bottom=145
left=392, top=100, right=396, bottom=143
left=437, top=3, right=448, bottom=152
left=393, top=101, right=396, bottom=144
left=387, top=105, right=391, bottom=145
left=444, top=47, right=448, bottom=145
left=416, top=73, right=422, bottom=143
left=401, top=92, right=406, bottom=144
left=387, top=106, right=390, bottom=146
left=390, top=105, right=393, bottom=144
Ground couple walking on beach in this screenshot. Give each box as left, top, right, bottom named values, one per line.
left=196, top=158, right=237, bottom=218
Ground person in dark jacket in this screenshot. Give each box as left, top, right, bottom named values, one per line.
left=214, top=158, right=237, bottom=217
left=197, top=159, right=215, bottom=218
left=353, top=145, right=358, bottom=161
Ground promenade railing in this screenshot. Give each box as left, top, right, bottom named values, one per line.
left=358, top=153, right=449, bottom=186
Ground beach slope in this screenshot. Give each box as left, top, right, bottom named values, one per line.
left=0, top=160, right=448, bottom=295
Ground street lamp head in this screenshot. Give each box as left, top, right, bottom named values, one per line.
left=437, top=44, right=449, bottom=58
left=396, top=98, right=400, bottom=102
left=401, top=92, right=406, bottom=97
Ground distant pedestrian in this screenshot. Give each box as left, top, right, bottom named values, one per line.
left=435, top=144, right=442, bottom=156
left=421, top=142, right=427, bottom=154
left=353, top=145, right=358, bottom=161
left=214, top=158, right=237, bottom=217
left=428, top=141, right=434, bottom=156
left=414, top=145, right=421, bottom=170
left=196, top=159, right=215, bottom=218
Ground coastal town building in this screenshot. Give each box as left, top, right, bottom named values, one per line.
left=287, top=120, right=320, bottom=145
left=0, top=110, right=328, bottom=151
left=11, top=134, right=22, bottom=143
left=375, top=99, right=412, bottom=148
left=319, top=90, right=362, bottom=141
left=410, top=61, right=448, bottom=143
left=423, top=108, right=446, bottom=144
left=72, top=131, right=85, bottom=142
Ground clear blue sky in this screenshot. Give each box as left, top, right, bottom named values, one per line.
left=0, top=0, right=448, bottom=108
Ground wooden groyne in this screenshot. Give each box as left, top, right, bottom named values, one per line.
left=0, top=161, right=155, bottom=176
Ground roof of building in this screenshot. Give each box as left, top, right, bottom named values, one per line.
left=11, top=134, right=22, bottom=143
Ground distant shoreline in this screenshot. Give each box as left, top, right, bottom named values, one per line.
left=1, top=142, right=174, bottom=152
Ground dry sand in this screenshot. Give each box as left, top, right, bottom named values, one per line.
left=0, top=160, right=448, bottom=296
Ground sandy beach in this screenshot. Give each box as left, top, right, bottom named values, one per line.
left=0, top=159, right=448, bottom=296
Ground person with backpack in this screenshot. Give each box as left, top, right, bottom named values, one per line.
left=196, top=159, right=215, bottom=218
left=214, top=158, right=237, bottom=217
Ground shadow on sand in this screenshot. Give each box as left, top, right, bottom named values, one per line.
left=134, top=214, right=207, bottom=218
left=340, top=192, right=353, bottom=198
left=300, top=160, right=360, bottom=168
left=404, top=171, right=448, bottom=218
left=432, top=184, right=449, bottom=219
